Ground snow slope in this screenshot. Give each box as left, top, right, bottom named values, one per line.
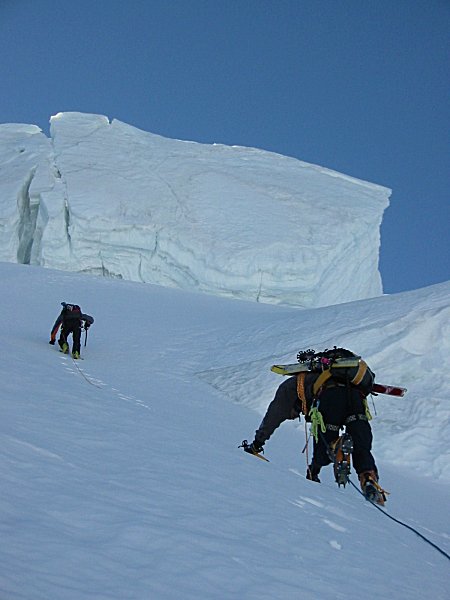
left=0, top=112, right=390, bottom=308
left=1, top=262, right=449, bottom=600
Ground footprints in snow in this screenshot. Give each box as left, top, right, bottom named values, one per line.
left=59, top=355, right=150, bottom=410
left=288, top=469, right=351, bottom=550
left=289, top=495, right=348, bottom=550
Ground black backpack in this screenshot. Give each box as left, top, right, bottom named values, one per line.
left=298, top=347, right=375, bottom=397
left=61, top=302, right=82, bottom=321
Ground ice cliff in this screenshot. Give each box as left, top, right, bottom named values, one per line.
left=0, top=112, right=391, bottom=308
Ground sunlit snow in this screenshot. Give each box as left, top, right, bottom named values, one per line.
left=0, top=112, right=390, bottom=308
left=0, top=114, right=448, bottom=599
left=1, top=263, right=449, bottom=599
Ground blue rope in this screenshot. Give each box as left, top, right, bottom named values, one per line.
left=349, top=478, right=450, bottom=562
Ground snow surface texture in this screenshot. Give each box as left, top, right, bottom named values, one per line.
left=0, top=112, right=390, bottom=308
left=1, top=263, right=449, bottom=599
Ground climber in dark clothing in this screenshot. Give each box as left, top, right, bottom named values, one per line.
left=301, top=378, right=377, bottom=479
left=241, top=348, right=386, bottom=505
left=49, top=302, right=94, bottom=359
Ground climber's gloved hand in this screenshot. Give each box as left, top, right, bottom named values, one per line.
left=239, top=440, right=264, bottom=455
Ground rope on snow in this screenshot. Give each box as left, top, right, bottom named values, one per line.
left=348, top=478, right=450, bottom=562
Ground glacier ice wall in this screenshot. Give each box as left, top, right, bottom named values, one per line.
left=0, top=112, right=390, bottom=308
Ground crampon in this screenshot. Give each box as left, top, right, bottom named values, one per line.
left=331, top=433, right=353, bottom=487
left=359, top=471, right=388, bottom=506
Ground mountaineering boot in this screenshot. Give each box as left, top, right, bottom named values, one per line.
left=72, top=351, right=80, bottom=360
left=331, top=433, right=353, bottom=487
left=59, top=342, right=69, bottom=354
left=306, top=463, right=321, bottom=483
left=359, top=470, right=387, bottom=506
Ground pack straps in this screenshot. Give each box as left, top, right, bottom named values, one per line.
left=311, top=359, right=370, bottom=396
left=297, top=360, right=372, bottom=442
left=351, top=359, right=369, bottom=386
left=312, top=370, right=333, bottom=396
left=297, top=369, right=337, bottom=409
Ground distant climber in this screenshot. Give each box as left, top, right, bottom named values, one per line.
left=49, top=302, right=94, bottom=359
left=241, top=347, right=387, bottom=505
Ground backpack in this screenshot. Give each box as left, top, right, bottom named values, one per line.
left=61, top=302, right=82, bottom=321
left=298, top=347, right=375, bottom=398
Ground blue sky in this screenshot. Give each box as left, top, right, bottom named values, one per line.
left=1, top=0, right=448, bottom=294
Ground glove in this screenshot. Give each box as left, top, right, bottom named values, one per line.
left=84, top=322, right=90, bottom=330
left=49, top=339, right=55, bottom=345
left=240, top=440, right=264, bottom=455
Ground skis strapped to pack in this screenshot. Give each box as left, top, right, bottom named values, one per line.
left=271, top=347, right=407, bottom=398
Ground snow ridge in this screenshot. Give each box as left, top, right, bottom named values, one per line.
left=0, top=112, right=390, bottom=308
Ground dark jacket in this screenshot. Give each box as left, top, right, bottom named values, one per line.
left=50, top=306, right=94, bottom=342
left=254, top=371, right=369, bottom=448
left=254, top=376, right=302, bottom=446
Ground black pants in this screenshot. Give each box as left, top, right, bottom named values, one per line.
left=312, top=386, right=377, bottom=476
left=59, top=321, right=82, bottom=354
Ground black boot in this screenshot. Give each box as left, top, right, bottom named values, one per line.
left=306, top=463, right=321, bottom=483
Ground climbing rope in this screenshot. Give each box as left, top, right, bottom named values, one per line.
left=70, top=353, right=104, bottom=389
left=348, top=478, right=450, bottom=562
